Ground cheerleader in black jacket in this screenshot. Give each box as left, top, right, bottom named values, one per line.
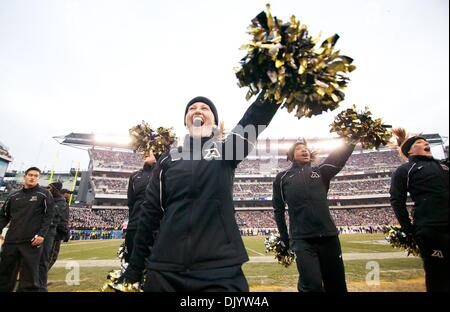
left=390, top=129, right=449, bottom=292
left=123, top=92, right=280, bottom=291
left=273, top=138, right=355, bottom=292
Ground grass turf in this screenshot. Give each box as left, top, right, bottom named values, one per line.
left=48, top=234, right=425, bottom=292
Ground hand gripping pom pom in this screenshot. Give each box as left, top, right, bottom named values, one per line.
left=384, top=225, right=420, bottom=257
left=264, top=233, right=296, bottom=267
left=101, top=242, right=144, bottom=292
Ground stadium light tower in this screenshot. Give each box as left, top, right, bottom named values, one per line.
left=53, top=133, right=133, bottom=150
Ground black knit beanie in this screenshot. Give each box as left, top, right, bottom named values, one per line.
left=184, top=96, right=219, bottom=126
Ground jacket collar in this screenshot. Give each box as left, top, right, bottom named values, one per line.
left=409, top=155, right=434, bottom=162
left=143, top=163, right=154, bottom=172
left=291, top=161, right=311, bottom=169
left=22, top=184, right=39, bottom=193
left=182, top=134, right=215, bottom=152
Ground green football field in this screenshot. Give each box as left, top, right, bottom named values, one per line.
left=47, top=234, right=425, bottom=292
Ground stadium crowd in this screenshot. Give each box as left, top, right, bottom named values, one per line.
left=92, top=178, right=128, bottom=194
left=235, top=149, right=403, bottom=175
left=328, top=179, right=391, bottom=196
left=66, top=206, right=403, bottom=233
left=90, top=149, right=142, bottom=171
left=343, top=150, right=403, bottom=172
left=232, top=178, right=391, bottom=200
left=69, top=208, right=127, bottom=230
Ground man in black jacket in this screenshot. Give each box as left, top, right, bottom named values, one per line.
left=0, top=167, right=55, bottom=292
left=390, top=135, right=449, bottom=292
left=123, top=92, right=279, bottom=291
left=273, top=138, right=355, bottom=292
left=38, top=181, right=68, bottom=291
left=47, top=188, right=70, bottom=270
left=125, top=150, right=156, bottom=262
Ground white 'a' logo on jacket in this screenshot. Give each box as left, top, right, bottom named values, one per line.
left=431, top=250, right=444, bottom=258
left=310, top=171, right=320, bottom=178
left=204, top=143, right=221, bottom=160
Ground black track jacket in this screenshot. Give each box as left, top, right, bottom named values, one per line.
left=0, top=185, right=55, bottom=244
left=127, top=93, right=279, bottom=273
left=273, top=143, right=355, bottom=241
left=390, top=155, right=449, bottom=233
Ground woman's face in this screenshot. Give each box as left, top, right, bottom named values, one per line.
left=185, top=102, right=216, bottom=138
left=294, top=144, right=311, bottom=164
left=409, top=139, right=432, bottom=157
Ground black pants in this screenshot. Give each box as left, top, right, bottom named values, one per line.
left=124, top=229, right=137, bottom=263
left=292, top=236, right=347, bottom=292
left=0, top=243, right=43, bottom=292
left=38, top=228, right=56, bottom=292
left=143, top=265, right=249, bottom=292
left=416, top=226, right=449, bottom=292
left=48, top=239, right=62, bottom=270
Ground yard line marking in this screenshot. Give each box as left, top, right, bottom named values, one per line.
left=245, top=247, right=265, bottom=256
left=64, top=240, right=122, bottom=247
left=380, top=269, right=423, bottom=273
left=246, top=275, right=299, bottom=278
left=59, top=245, right=119, bottom=255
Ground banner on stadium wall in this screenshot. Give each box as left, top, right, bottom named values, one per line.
left=69, top=229, right=123, bottom=240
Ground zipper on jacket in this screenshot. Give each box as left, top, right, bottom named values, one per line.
left=184, top=160, right=196, bottom=271
left=299, top=167, right=309, bottom=199
left=302, top=166, right=325, bottom=237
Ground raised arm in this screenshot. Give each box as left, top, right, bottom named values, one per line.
left=319, top=142, right=355, bottom=184
left=225, top=91, right=279, bottom=167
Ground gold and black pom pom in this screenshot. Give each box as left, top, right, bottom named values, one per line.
left=129, top=121, right=176, bottom=158
left=384, top=225, right=420, bottom=257
left=330, top=105, right=392, bottom=149
left=235, top=4, right=356, bottom=118
left=264, top=233, right=296, bottom=267
left=100, top=242, right=143, bottom=292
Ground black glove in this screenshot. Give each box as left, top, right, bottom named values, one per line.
left=122, top=265, right=143, bottom=284
left=56, top=227, right=69, bottom=241
left=405, top=232, right=416, bottom=245
left=401, top=223, right=415, bottom=237
left=63, top=233, right=70, bottom=243
left=279, top=238, right=290, bottom=256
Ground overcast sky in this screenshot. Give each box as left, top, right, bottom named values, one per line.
left=0, top=0, right=448, bottom=172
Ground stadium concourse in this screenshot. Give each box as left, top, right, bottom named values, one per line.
left=30, top=134, right=428, bottom=237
